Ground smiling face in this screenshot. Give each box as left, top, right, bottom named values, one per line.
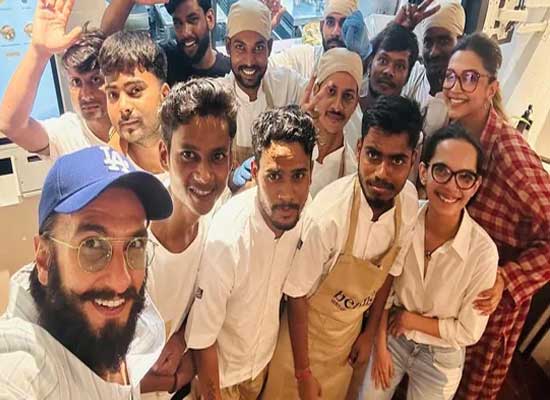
left=104, top=67, right=169, bottom=146
left=442, top=50, right=498, bottom=122
left=160, top=115, right=232, bottom=216
left=67, top=68, right=108, bottom=123
left=420, top=138, right=481, bottom=217
left=253, top=141, right=311, bottom=237
left=172, top=0, right=214, bottom=63
left=357, top=127, right=415, bottom=210
left=226, top=30, right=271, bottom=97
left=321, top=12, right=346, bottom=51
left=369, top=50, right=410, bottom=97
left=315, top=72, right=358, bottom=134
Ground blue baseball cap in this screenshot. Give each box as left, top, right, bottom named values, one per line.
left=38, top=146, right=173, bottom=232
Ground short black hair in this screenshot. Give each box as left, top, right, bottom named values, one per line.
left=62, top=27, right=105, bottom=74
left=252, top=105, right=317, bottom=164
left=166, top=0, right=211, bottom=14
left=361, top=95, right=423, bottom=149
left=98, top=31, right=167, bottom=82
left=160, top=78, right=238, bottom=149
left=421, top=123, right=484, bottom=173
left=370, top=23, right=419, bottom=76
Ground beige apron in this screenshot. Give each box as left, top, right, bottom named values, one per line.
left=232, top=79, right=276, bottom=166
left=263, top=179, right=402, bottom=400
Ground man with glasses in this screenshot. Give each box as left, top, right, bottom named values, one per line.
left=0, top=146, right=173, bottom=398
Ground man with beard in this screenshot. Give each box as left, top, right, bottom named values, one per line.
left=139, top=78, right=238, bottom=399
left=0, top=145, right=173, bottom=398
left=101, top=0, right=231, bottom=86
left=185, top=106, right=315, bottom=400
left=99, top=31, right=170, bottom=178
left=219, top=0, right=306, bottom=166
left=263, top=96, right=422, bottom=400
left=0, top=0, right=111, bottom=161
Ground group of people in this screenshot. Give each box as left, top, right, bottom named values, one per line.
left=0, top=0, right=549, bottom=400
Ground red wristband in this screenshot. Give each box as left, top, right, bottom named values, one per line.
left=295, top=367, right=312, bottom=382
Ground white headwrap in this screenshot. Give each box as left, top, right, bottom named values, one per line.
left=227, top=0, right=272, bottom=40
left=422, top=1, right=466, bottom=38
left=323, top=0, right=358, bottom=18
left=316, top=48, right=363, bottom=90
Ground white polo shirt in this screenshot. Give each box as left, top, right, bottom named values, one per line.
left=0, top=264, right=165, bottom=399
left=184, top=188, right=303, bottom=388
left=285, top=174, right=418, bottom=298
left=40, top=112, right=106, bottom=160
left=391, top=203, right=499, bottom=349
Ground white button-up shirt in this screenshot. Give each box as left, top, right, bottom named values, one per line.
left=391, top=203, right=499, bottom=349
left=285, top=174, right=419, bottom=298
left=0, top=264, right=165, bottom=400
left=310, top=142, right=357, bottom=197
left=184, top=188, right=303, bottom=388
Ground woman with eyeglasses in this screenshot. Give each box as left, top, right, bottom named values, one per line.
left=358, top=124, right=498, bottom=400
left=441, top=33, right=550, bottom=400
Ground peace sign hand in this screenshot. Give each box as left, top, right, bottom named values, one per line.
left=32, top=0, right=82, bottom=57
left=394, top=0, right=441, bottom=31
left=300, top=75, right=333, bottom=120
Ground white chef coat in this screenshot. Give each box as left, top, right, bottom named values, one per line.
left=269, top=43, right=323, bottom=80
left=391, top=203, right=498, bottom=349
left=40, top=112, right=106, bottom=161
left=285, top=174, right=419, bottom=298
left=310, top=142, right=357, bottom=197
left=217, top=66, right=306, bottom=150
left=0, top=263, right=164, bottom=400
left=184, top=188, right=303, bottom=388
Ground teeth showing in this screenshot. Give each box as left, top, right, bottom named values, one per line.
left=94, top=298, right=125, bottom=309
left=242, top=68, right=256, bottom=76
left=184, top=40, right=196, bottom=47
left=449, top=98, right=467, bottom=105
left=437, top=193, right=458, bottom=203
left=189, top=187, right=213, bottom=197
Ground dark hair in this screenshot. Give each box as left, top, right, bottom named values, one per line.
left=62, top=27, right=106, bottom=74
left=252, top=105, right=317, bottom=164
left=370, top=23, right=419, bottom=76
left=451, top=32, right=507, bottom=120
left=166, top=0, right=211, bottom=14
left=98, top=31, right=167, bottom=82
left=160, top=78, right=238, bottom=148
left=421, top=122, right=484, bottom=173
left=38, top=212, right=58, bottom=236
left=361, top=95, right=423, bottom=149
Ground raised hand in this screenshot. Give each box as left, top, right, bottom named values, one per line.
left=300, top=74, right=333, bottom=120
left=394, top=0, right=441, bottom=31
left=261, top=0, right=286, bottom=29
left=31, top=0, right=82, bottom=57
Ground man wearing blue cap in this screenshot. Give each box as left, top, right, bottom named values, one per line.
left=0, top=146, right=173, bottom=399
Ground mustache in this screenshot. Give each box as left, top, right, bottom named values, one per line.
left=367, top=177, right=395, bottom=191
left=78, top=287, right=141, bottom=303
left=272, top=203, right=300, bottom=212
left=326, top=38, right=345, bottom=48
left=327, top=110, right=345, bottom=120
left=376, top=76, right=397, bottom=88
left=238, top=65, right=260, bottom=72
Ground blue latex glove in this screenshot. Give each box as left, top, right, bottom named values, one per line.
left=342, top=10, right=372, bottom=61
left=232, top=157, right=254, bottom=188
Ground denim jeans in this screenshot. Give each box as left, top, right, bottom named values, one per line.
left=359, top=335, right=465, bottom=400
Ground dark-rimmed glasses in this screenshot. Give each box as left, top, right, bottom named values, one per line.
left=443, top=69, right=494, bottom=93
left=430, top=162, right=479, bottom=190
left=48, top=236, right=157, bottom=272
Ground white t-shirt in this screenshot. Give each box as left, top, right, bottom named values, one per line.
left=40, top=112, right=105, bottom=160
left=310, top=142, right=357, bottom=197
left=391, top=203, right=498, bottom=349
left=0, top=264, right=165, bottom=399
left=285, top=174, right=419, bottom=298
left=185, top=188, right=303, bottom=388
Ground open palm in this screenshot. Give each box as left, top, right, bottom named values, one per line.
left=32, top=0, right=82, bottom=56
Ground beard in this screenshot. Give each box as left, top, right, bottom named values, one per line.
left=29, top=255, right=147, bottom=375
left=322, top=36, right=345, bottom=52
left=176, top=32, right=210, bottom=65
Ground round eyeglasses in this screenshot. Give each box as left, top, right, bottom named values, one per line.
left=430, top=162, right=479, bottom=190
left=443, top=69, right=494, bottom=93
left=48, top=236, right=157, bottom=273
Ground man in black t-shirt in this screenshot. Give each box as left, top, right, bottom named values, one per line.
left=101, top=0, right=230, bottom=86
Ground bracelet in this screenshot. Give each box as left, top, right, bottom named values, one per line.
left=295, top=367, right=312, bottom=382
left=169, top=373, right=178, bottom=394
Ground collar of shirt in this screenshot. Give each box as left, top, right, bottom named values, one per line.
left=229, top=72, right=267, bottom=105
left=479, top=107, right=503, bottom=172
left=6, top=264, right=165, bottom=386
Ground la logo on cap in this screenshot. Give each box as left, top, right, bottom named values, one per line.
left=99, top=146, right=130, bottom=173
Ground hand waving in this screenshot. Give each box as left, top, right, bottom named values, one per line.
left=32, top=0, right=82, bottom=57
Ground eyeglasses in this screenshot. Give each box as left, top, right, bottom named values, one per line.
left=443, top=69, right=494, bottom=93
left=430, top=162, right=479, bottom=190
left=48, top=236, right=157, bottom=273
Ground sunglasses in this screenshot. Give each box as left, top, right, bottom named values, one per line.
left=430, top=162, right=479, bottom=190
left=443, top=69, right=494, bottom=93
left=48, top=235, right=157, bottom=273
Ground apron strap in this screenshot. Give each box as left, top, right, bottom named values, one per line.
left=343, top=177, right=362, bottom=255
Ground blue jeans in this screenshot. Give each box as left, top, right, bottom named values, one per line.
left=359, top=335, right=465, bottom=400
